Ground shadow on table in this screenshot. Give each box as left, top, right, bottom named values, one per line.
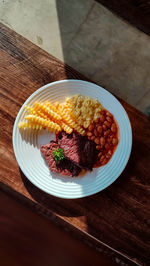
left=20, top=168, right=106, bottom=217
left=20, top=132, right=150, bottom=265
left=94, top=0, right=150, bottom=35
left=54, top=0, right=150, bottom=115
left=20, top=165, right=138, bottom=266
left=20, top=134, right=149, bottom=218
left=20, top=164, right=127, bottom=218
left=19, top=2, right=150, bottom=263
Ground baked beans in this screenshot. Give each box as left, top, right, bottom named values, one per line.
left=86, top=109, right=119, bottom=167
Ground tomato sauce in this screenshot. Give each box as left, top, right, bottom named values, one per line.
left=86, top=109, right=119, bottom=167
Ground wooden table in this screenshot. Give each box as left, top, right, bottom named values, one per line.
left=0, top=22, right=150, bottom=266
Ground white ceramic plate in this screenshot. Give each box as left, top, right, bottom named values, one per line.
left=13, top=80, right=132, bottom=199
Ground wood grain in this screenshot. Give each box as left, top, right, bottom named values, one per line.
left=0, top=191, right=118, bottom=266
left=0, top=22, right=150, bottom=265
left=96, top=0, right=150, bottom=35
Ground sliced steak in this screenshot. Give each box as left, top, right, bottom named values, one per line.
left=57, top=132, right=97, bottom=170
left=57, top=132, right=80, bottom=164
left=55, top=158, right=81, bottom=177
left=40, top=141, right=81, bottom=177
left=77, top=137, right=98, bottom=170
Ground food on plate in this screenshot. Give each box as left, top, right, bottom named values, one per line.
left=52, top=147, right=64, bottom=161
left=18, top=94, right=119, bottom=177
left=25, top=105, right=48, bottom=119
left=33, top=102, right=62, bottom=121
left=87, top=109, right=118, bottom=167
left=18, top=121, right=43, bottom=130
left=41, top=141, right=81, bottom=177
left=57, top=103, right=85, bottom=135
left=41, top=132, right=97, bottom=177
left=65, top=94, right=103, bottom=128
left=24, top=115, right=61, bottom=133
left=58, top=121, right=73, bottom=134
left=57, top=131, right=97, bottom=170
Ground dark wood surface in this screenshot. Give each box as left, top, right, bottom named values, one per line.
left=0, top=191, right=118, bottom=266
left=96, top=0, right=150, bottom=35
left=0, top=22, right=150, bottom=265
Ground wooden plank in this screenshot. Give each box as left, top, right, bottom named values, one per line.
left=96, top=0, right=150, bottom=35
left=0, top=22, right=150, bottom=265
left=0, top=191, right=117, bottom=266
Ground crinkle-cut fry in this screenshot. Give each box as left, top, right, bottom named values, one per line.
left=63, top=101, right=71, bottom=108
left=25, top=105, right=48, bottom=119
left=45, top=101, right=58, bottom=113
left=60, top=121, right=73, bottom=134
left=57, top=103, right=70, bottom=115
left=18, top=121, right=43, bottom=130
left=57, top=103, right=83, bottom=134
left=34, top=102, right=61, bottom=121
left=45, top=102, right=73, bottom=134
left=33, top=107, right=48, bottom=119
left=25, top=115, right=61, bottom=133
left=58, top=103, right=65, bottom=110
left=54, top=102, right=60, bottom=109
left=62, top=102, right=83, bottom=127
left=58, top=105, right=85, bottom=136
left=65, top=97, right=71, bottom=103
left=25, top=105, right=36, bottom=115
left=63, top=101, right=74, bottom=113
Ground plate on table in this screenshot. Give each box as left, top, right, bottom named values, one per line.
left=13, top=80, right=132, bottom=199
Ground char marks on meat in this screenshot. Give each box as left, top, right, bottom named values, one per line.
left=57, top=132, right=80, bottom=165
left=41, top=131, right=97, bottom=177
left=57, top=132, right=97, bottom=170
left=40, top=141, right=81, bottom=177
